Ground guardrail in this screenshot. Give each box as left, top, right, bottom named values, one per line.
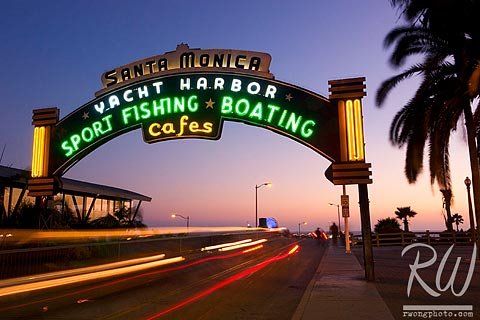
left=0, top=229, right=279, bottom=280
left=351, top=230, right=478, bottom=247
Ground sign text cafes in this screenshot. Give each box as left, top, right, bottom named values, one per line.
left=51, top=73, right=339, bottom=174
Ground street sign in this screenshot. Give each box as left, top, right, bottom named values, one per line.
left=341, top=195, right=349, bottom=207
left=342, top=206, right=350, bottom=217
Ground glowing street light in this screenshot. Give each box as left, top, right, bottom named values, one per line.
left=171, top=213, right=190, bottom=234
left=255, top=182, right=272, bottom=228
left=298, top=221, right=307, bottom=236
left=328, top=203, right=342, bottom=233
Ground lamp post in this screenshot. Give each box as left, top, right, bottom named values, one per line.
left=464, top=177, right=476, bottom=243
left=298, top=221, right=307, bottom=236
left=328, top=203, right=342, bottom=233
left=171, top=213, right=189, bottom=234
left=255, top=182, right=272, bottom=228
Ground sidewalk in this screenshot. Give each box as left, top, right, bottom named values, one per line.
left=292, top=244, right=394, bottom=320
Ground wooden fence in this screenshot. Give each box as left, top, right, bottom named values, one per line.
left=351, top=230, right=478, bottom=247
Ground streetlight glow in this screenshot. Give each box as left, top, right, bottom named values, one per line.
left=255, top=181, right=272, bottom=228
left=298, top=221, right=307, bottom=236
left=170, top=213, right=190, bottom=234
left=328, top=203, right=342, bottom=233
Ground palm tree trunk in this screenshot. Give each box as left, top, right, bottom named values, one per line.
left=404, top=217, right=409, bottom=232
left=463, top=103, right=480, bottom=257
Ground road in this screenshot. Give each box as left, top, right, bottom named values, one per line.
left=0, top=237, right=325, bottom=320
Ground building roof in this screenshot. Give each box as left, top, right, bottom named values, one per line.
left=0, top=165, right=151, bottom=202
left=59, top=178, right=151, bottom=202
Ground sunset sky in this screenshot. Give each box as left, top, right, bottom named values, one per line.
left=0, top=0, right=472, bottom=233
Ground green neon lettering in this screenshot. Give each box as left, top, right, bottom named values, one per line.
left=102, top=114, right=113, bottom=132
left=81, top=127, right=94, bottom=142
left=235, top=99, right=250, bottom=116
left=140, top=102, right=151, bottom=120
left=285, top=112, right=302, bottom=133
left=152, top=99, right=165, bottom=116
left=160, top=98, right=171, bottom=114
left=174, top=97, right=185, bottom=113
left=71, top=134, right=81, bottom=151
left=301, top=120, right=316, bottom=138
left=221, top=96, right=233, bottom=114
left=61, top=141, right=74, bottom=157
left=278, top=110, right=288, bottom=127
left=266, top=105, right=280, bottom=123
left=92, top=121, right=103, bottom=136
left=122, top=107, right=134, bottom=125
left=187, top=95, right=198, bottom=112
left=249, top=102, right=263, bottom=120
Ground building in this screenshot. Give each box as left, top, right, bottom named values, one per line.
left=0, top=165, right=151, bottom=227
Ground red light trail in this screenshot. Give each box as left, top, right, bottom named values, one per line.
left=145, top=244, right=300, bottom=319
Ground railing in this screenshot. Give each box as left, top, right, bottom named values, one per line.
left=351, top=230, right=478, bottom=247
left=0, top=229, right=279, bottom=280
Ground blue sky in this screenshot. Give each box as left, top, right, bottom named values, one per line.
left=0, top=0, right=472, bottom=232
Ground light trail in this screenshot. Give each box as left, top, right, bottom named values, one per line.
left=201, top=239, right=252, bottom=251
left=0, top=243, right=266, bottom=312
left=145, top=244, right=300, bottom=319
left=0, top=254, right=166, bottom=288
left=218, top=239, right=267, bottom=251
left=0, top=256, right=185, bottom=297
left=0, top=227, right=272, bottom=243
left=242, top=244, right=264, bottom=253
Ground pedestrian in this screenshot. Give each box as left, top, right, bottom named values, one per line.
left=330, top=223, right=339, bottom=244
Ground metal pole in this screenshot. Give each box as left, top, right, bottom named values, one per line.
left=343, top=185, right=351, bottom=254
left=187, top=216, right=189, bottom=234
left=255, top=186, right=258, bottom=228
left=298, top=223, right=300, bottom=236
left=358, top=183, right=374, bottom=281
left=337, top=205, right=341, bottom=233
left=466, top=183, right=476, bottom=243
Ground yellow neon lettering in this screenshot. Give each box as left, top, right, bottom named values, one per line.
left=148, top=123, right=161, bottom=137
left=177, top=115, right=189, bottom=136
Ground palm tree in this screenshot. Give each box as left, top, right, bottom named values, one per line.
left=452, top=213, right=464, bottom=232
left=394, top=207, right=417, bottom=232
left=377, top=1, right=480, bottom=242
left=440, top=189, right=454, bottom=231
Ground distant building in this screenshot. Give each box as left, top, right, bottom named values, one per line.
left=0, top=165, right=151, bottom=226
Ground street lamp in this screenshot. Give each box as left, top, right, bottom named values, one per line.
left=255, top=182, right=272, bottom=228
left=171, top=213, right=189, bottom=234
left=328, top=203, right=342, bottom=233
left=298, top=221, right=307, bottom=236
left=464, top=177, right=476, bottom=243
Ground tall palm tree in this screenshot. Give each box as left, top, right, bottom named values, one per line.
left=452, top=213, right=464, bottom=232
left=394, top=206, right=417, bottom=232
left=440, top=189, right=454, bottom=231
left=377, top=1, right=480, bottom=243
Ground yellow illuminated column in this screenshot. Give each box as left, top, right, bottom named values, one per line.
left=28, top=108, right=59, bottom=197
left=328, top=77, right=366, bottom=163
left=31, top=126, right=51, bottom=177
left=344, top=99, right=365, bottom=161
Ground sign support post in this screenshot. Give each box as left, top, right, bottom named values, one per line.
left=328, top=77, right=374, bottom=281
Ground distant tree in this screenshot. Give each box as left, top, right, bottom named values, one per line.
left=374, top=217, right=402, bottom=234
left=452, top=213, right=464, bottom=232
left=440, top=189, right=454, bottom=231
left=395, top=206, right=417, bottom=232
